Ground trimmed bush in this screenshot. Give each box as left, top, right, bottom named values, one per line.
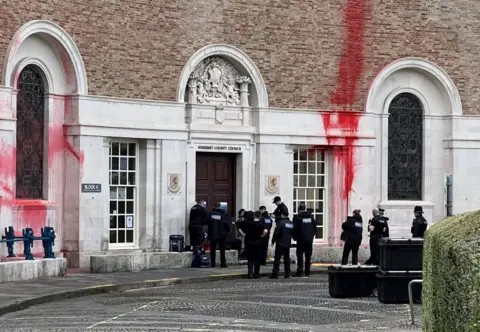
left=423, top=211, right=480, bottom=332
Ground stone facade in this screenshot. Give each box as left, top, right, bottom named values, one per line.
left=0, top=0, right=478, bottom=113
left=0, top=3, right=479, bottom=269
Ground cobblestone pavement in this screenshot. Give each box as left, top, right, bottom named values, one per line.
left=0, top=275, right=422, bottom=332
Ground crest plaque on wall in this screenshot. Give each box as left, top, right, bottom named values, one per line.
left=168, top=173, right=181, bottom=193
left=265, top=175, right=280, bottom=194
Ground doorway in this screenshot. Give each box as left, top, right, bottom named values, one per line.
left=195, top=153, right=236, bottom=215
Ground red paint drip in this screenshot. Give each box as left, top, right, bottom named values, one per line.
left=320, top=112, right=361, bottom=200
left=330, top=0, right=369, bottom=107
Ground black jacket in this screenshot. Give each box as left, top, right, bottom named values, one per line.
left=189, top=204, right=207, bottom=227
left=272, top=218, right=293, bottom=248
left=205, top=208, right=230, bottom=240
left=411, top=216, right=427, bottom=238
left=238, top=217, right=265, bottom=246
left=293, top=211, right=317, bottom=243
left=261, top=211, right=274, bottom=233
left=341, top=215, right=363, bottom=246
left=273, top=203, right=289, bottom=220
left=368, top=216, right=389, bottom=239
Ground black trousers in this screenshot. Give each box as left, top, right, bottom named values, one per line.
left=341, top=242, right=359, bottom=265
left=246, top=243, right=261, bottom=275
left=259, top=236, right=269, bottom=264
left=365, top=237, right=379, bottom=265
left=272, top=245, right=291, bottom=276
left=296, top=241, right=313, bottom=273
left=210, top=238, right=226, bottom=267
left=189, top=225, right=204, bottom=248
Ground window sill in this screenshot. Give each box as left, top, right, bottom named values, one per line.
left=378, top=200, right=434, bottom=210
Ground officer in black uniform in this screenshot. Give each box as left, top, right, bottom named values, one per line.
left=341, top=209, right=363, bottom=265
left=270, top=214, right=294, bottom=279
left=259, top=206, right=273, bottom=265
left=239, top=211, right=268, bottom=278
left=205, top=202, right=230, bottom=267
left=293, top=203, right=317, bottom=277
left=365, top=208, right=389, bottom=265
left=272, top=196, right=289, bottom=222
left=411, top=206, right=427, bottom=238
left=188, top=199, right=207, bottom=248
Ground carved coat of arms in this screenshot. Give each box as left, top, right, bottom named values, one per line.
left=168, top=173, right=181, bottom=193
left=265, top=175, right=280, bottom=194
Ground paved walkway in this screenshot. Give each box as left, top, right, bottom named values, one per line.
left=0, top=264, right=329, bottom=316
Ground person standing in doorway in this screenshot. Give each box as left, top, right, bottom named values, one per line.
left=341, top=209, right=363, bottom=265
left=270, top=214, right=294, bottom=279
left=259, top=206, right=272, bottom=265
left=188, top=199, right=207, bottom=249
left=205, top=202, right=230, bottom=268
left=293, top=203, right=317, bottom=277
left=411, top=206, right=427, bottom=238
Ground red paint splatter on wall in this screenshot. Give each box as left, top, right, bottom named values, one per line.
left=330, top=0, right=370, bottom=107
left=57, top=47, right=73, bottom=88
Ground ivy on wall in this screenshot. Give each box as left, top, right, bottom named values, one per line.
left=423, top=211, right=480, bottom=331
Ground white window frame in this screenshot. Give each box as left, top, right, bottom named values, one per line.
left=108, top=140, right=139, bottom=249
left=292, top=148, right=327, bottom=242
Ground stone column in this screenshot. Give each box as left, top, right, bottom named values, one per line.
left=187, top=75, right=198, bottom=104
left=237, top=76, right=251, bottom=107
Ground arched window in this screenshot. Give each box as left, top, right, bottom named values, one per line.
left=388, top=93, right=423, bottom=200
left=16, top=65, right=46, bottom=199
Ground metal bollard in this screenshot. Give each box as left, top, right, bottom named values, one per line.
left=408, top=279, right=423, bottom=325
left=41, top=226, right=56, bottom=259
left=2, top=226, right=16, bottom=257
left=23, top=228, right=34, bottom=260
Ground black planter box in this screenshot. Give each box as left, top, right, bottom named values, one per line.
left=328, top=265, right=379, bottom=298
left=376, top=271, right=422, bottom=304
left=378, top=238, right=424, bottom=271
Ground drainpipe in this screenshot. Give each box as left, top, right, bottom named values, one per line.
left=446, top=174, right=453, bottom=216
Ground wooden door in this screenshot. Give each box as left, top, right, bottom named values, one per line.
left=195, top=153, right=236, bottom=216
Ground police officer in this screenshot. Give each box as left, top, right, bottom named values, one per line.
left=259, top=206, right=273, bottom=265
left=205, top=202, right=230, bottom=267
left=365, top=208, right=389, bottom=265
left=270, top=214, right=294, bottom=279
left=188, top=199, right=207, bottom=248
left=239, top=211, right=268, bottom=279
left=411, top=206, right=427, bottom=238
left=272, top=196, right=289, bottom=222
left=341, top=209, right=363, bottom=265
left=293, top=203, right=317, bottom=277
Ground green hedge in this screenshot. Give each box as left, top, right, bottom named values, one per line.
left=423, top=211, right=480, bottom=332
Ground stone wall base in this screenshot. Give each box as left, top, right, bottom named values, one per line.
left=90, top=250, right=238, bottom=273
left=0, top=258, right=67, bottom=283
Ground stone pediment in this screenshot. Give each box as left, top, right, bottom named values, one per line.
left=187, top=57, right=251, bottom=107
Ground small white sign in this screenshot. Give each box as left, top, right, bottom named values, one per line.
left=126, top=215, right=134, bottom=228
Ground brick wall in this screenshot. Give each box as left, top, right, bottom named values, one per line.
left=0, top=0, right=478, bottom=113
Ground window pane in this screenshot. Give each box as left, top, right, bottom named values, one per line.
left=298, top=189, right=306, bottom=200
left=118, top=215, right=125, bottom=228
left=293, top=162, right=298, bottom=173
left=299, top=175, right=307, bottom=187
left=293, top=189, right=297, bottom=200
left=307, top=175, right=315, bottom=187
left=110, top=187, right=117, bottom=199
left=128, top=158, right=136, bottom=171
left=109, top=230, right=117, bottom=243
left=317, top=162, right=325, bottom=174
left=294, top=150, right=299, bottom=161
left=306, top=201, right=315, bottom=210
left=298, top=162, right=307, bottom=174
left=110, top=172, right=119, bottom=185
left=126, top=230, right=134, bottom=243
left=118, top=187, right=126, bottom=199
left=110, top=201, right=117, bottom=214
left=317, top=176, right=325, bottom=187
left=111, top=157, right=119, bottom=170
left=120, top=143, right=128, bottom=156
left=308, top=162, right=316, bottom=174
left=128, top=143, right=136, bottom=156
left=16, top=65, right=45, bottom=199
left=307, top=189, right=315, bottom=200
left=111, top=143, right=119, bottom=155
left=118, top=201, right=125, bottom=214
left=120, top=158, right=128, bottom=170
left=109, top=216, right=117, bottom=229
left=126, top=187, right=134, bottom=199
left=128, top=172, right=136, bottom=185
left=293, top=175, right=299, bottom=187
left=118, top=230, right=126, bottom=243
left=120, top=172, right=127, bottom=185
left=126, top=201, right=134, bottom=214
left=299, top=150, right=307, bottom=161
left=388, top=93, right=423, bottom=200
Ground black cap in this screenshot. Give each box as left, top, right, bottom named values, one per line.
left=298, top=202, right=306, bottom=211
left=414, top=206, right=423, bottom=213
left=259, top=206, right=267, bottom=210
left=379, top=208, right=385, bottom=212
left=273, top=196, right=281, bottom=203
